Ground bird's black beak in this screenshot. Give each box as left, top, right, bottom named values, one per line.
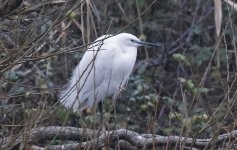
left=133, top=40, right=161, bottom=47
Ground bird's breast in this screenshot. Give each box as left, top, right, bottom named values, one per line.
left=108, top=47, right=137, bottom=91
left=115, top=47, right=137, bottom=72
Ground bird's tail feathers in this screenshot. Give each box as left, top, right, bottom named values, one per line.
left=59, top=70, right=80, bottom=111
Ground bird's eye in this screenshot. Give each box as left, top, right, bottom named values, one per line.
left=130, top=39, right=134, bottom=42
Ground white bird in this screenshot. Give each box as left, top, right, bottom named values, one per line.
left=59, top=33, right=160, bottom=113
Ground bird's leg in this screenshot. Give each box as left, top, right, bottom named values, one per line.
left=96, top=101, right=103, bottom=148
left=98, top=101, right=103, bottom=126
left=111, top=95, right=117, bottom=129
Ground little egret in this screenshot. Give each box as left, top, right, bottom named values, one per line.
left=59, top=33, right=160, bottom=113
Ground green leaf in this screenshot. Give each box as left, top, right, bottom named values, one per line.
left=140, top=104, right=148, bottom=112
left=172, top=53, right=189, bottom=65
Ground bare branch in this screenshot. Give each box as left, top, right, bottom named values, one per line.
left=1, top=126, right=237, bottom=149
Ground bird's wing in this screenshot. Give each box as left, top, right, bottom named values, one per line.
left=77, top=41, right=117, bottom=108
left=59, top=40, right=109, bottom=111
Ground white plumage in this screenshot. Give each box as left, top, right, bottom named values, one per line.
left=59, top=33, right=159, bottom=112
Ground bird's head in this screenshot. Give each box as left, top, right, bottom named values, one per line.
left=114, top=33, right=161, bottom=48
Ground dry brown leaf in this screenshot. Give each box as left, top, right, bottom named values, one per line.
left=214, top=0, right=222, bottom=37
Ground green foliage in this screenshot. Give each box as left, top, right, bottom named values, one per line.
left=163, top=126, right=181, bottom=135
left=169, top=111, right=209, bottom=133
left=189, top=46, right=213, bottom=66
left=178, top=77, right=209, bottom=95
left=136, top=0, right=145, bottom=9
left=4, top=71, right=20, bottom=81
left=56, top=107, right=70, bottom=122
left=128, top=74, right=157, bottom=113
left=172, top=53, right=189, bottom=65
left=67, top=11, right=77, bottom=20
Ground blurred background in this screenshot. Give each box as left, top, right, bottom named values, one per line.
left=1, top=0, right=237, bottom=148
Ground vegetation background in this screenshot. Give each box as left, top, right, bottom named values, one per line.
left=1, top=0, right=237, bottom=149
